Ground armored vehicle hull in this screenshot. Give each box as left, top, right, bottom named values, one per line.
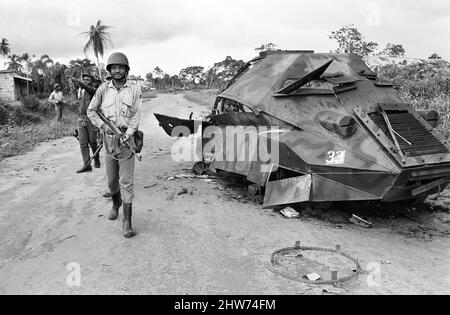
left=156, top=51, right=450, bottom=209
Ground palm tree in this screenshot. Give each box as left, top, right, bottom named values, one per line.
left=30, top=55, right=55, bottom=93
left=1, top=38, right=11, bottom=70
left=0, top=38, right=10, bottom=56
left=5, top=54, right=23, bottom=72
left=69, top=58, right=95, bottom=79
left=81, top=20, right=112, bottom=81
left=20, top=53, right=33, bottom=74
left=20, top=53, right=34, bottom=95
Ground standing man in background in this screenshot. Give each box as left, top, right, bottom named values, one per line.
left=87, top=52, right=142, bottom=238
left=48, top=83, right=64, bottom=122
left=71, top=73, right=101, bottom=173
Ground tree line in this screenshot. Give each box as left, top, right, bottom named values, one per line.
left=0, top=20, right=111, bottom=97
left=1, top=23, right=444, bottom=96
left=145, top=56, right=246, bottom=91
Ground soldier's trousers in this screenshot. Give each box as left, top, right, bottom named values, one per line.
left=105, top=150, right=135, bottom=204
left=78, top=119, right=98, bottom=166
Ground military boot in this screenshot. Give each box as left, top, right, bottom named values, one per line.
left=108, top=192, right=122, bottom=220
left=122, top=203, right=135, bottom=238
left=93, top=154, right=101, bottom=168
left=76, top=164, right=92, bottom=173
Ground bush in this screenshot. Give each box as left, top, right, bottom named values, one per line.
left=378, top=60, right=450, bottom=140
left=21, top=96, right=55, bottom=117
left=22, top=96, right=41, bottom=112
left=0, top=104, right=10, bottom=125
left=378, top=62, right=450, bottom=99
left=11, top=106, right=26, bottom=125
left=8, top=106, right=41, bottom=126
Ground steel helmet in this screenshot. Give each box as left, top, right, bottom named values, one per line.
left=54, top=83, right=61, bottom=90
left=106, top=52, right=130, bottom=72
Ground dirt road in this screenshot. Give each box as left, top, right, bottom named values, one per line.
left=0, top=93, right=449, bottom=295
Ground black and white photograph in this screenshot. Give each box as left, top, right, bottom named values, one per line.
left=0, top=0, right=449, bottom=299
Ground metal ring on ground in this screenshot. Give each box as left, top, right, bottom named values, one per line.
left=267, top=242, right=362, bottom=285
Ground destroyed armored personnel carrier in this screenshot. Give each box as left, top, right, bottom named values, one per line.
left=155, top=51, right=450, bottom=209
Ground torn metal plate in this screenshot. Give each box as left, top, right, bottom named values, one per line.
left=263, top=175, right=312, bottom=208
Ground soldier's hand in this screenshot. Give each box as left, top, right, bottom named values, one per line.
left=102, top=123, right=114, bottom=135
left=121, top=134, right=131, bottom=143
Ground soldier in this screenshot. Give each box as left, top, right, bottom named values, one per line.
left=71, top=73, right=101, bottom=173
left=87, top=52, right=142, bottom=238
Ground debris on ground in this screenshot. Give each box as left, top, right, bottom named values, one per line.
left=177, top=188, right=189, bottom=196
left=304, top=272, right=321, bottom=281
left=280, top=207, right=300, bottom=219
left=144, top=183, right=158, bottom=189
left=380, top=260, right=392, bottom=265
left=167, top=174, right=220, bottom=181
left=350, top=214, right=374, bottom=228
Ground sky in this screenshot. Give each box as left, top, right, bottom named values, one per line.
left=1, top=0, right=449, bottom=76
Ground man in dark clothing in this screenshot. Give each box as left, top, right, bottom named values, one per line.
left=71, top=73, right=101, bottom=173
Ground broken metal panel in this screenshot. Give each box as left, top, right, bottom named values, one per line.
left=311, top=175, right=381, bottom=202
left=246, top=161, right=271, bottom=186
left=219, top=52, right=300, bottom=108
left=383, top=182, right=450, bottom=202
left=412, top=178, right=447, bottom=196
left=154, top=113, right=210, bottom=137
left=410, top=168, right=450, bottom=181
left=382, top=164, right=450, bottom=201
left=315, top=171, right=396, bottom=198
left=263, top=175, right=312, bottom=208
left=275, top=60, right=333, bottom=95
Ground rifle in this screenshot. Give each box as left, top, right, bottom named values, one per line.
left=97, top=111, right=142, bottom=161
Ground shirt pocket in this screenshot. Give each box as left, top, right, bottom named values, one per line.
left=120, top=93, right=133, bottom=118
left=102, top=95, right=115, bottom=118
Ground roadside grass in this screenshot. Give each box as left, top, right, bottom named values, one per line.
left=0, top=101, right=78, bottom=160
left=183, top=89, right=218, bottom=109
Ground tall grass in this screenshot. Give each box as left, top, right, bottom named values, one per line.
left=378, top=61, right=450, bottom=140
left=0, top=98, right=78, bottom=159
